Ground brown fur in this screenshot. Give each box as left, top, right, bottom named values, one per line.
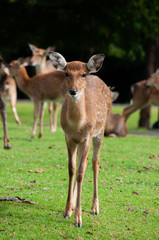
left=28, top=44, right=59, bottom=133
left=9, top=61, right=66, bottom=139
left=123, top=77, right=159, bottom=122
left=105, top=112, right=127, bottom=137
left=50, top=53, right=111, bottom=227
left=0, top=57, right=11, bottom=149
left=4, top=76, right=21, bottom=125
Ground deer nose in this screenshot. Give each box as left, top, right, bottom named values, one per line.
left=69, top=88, right=78, bottom=96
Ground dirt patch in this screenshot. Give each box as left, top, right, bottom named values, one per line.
left=128, top=129, right=159, bottom=137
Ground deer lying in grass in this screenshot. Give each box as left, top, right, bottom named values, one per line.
left=49, top=52, right=111, bottom=227
left=9, top=60, right=66, bottom=139
left=4, top=75, right=21, bottom=125
left=29, top=44, right=59, bottom=133
left=104, top=91, right=127, bottom=137
left=0, top=57, right=11, bottom=149
left=123, top=69, right=159, bottom=123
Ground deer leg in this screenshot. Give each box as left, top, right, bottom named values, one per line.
left=63, top=137, right=77, bottom=218
left=75, top=138, right=91, bottom=227
left=122, top=103, right=144, bottom=122
left=48, top=102, right=53, bottom=131
left=38, top=102, right=46, bottom=138
left=30, top=100, right=40, bottom=139
left=0, top=96, right=10, bottom=149
left=92, top=133, right=103, bottom=215
left=50, top=102, right=60, bottom=133
left=72, top=157, right=88, bottom=211
left=10, top=89, right=21, bottom=125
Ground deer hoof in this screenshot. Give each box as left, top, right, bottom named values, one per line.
left=92, top=212, right=99, bottom=215
left=4, top=144, right=11, bottom=149
left=38, top=133, right=42, bottom=138
left=62, top=215, right=70, bottom=219
left=75, top=222, right=82, bottom=228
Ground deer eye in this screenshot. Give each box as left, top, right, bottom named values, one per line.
left=81, top=74, right=86, bottom=78
left=65, top=72, right=69, bottom=77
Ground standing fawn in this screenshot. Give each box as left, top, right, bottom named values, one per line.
left=0, top=57, right=11, bottom=149
left=29, top=44, right=59, bottom=133
left=123, top=70, right=159, bottom=123
left=4, top=75, right=21, bottom=125
left=9, top=60, right=66, bottom=139
left=49, top=52, right=111, bottom=227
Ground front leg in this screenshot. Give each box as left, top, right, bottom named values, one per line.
left=63, top=137, right=77, bottom=218
left=30, top=100, right=40, bottom=139
left=91, top=134, right=103, bottom=215
left=75, top=139, right=91, bottom=227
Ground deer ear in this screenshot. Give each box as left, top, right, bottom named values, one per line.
left=87, top=54, right=105, bottom=73
left=28, top=43, right=38, bottom=53
left=49, top=52, right=67, bottom=71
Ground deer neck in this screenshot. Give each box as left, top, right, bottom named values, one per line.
left=16, top=66, right=30, bottom=92
left=35, top=58, right=47, bottom=74
left=67, top=90, right=86, bottom=127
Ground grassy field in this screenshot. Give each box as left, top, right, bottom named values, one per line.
left=0, top=101, right=159, bottom=239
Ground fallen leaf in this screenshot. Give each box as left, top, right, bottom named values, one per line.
left=56, top=165, right=65, bottom=169
left=149, top=155, right=159, bottom=159
left=35, top=169, right=45, bottom=173
left=132, top=191, right=139, bottom=195
left=63, top=235, right=67, bottom=240
left=116, top=177, right=122, bottom=182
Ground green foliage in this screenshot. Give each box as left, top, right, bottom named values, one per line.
left=0, top=0, right=159, bottom=62
left=0, top=102, right=159, bottom=239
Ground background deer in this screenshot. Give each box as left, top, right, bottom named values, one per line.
left=9, top=60, right=66, bottom=139
left=49, top=51, right=111, bottom=227
left=104, top=91, right=127, bottom=137
left=4, top=75, right=21, bottom=125
left=0, top=56, right=11, bottom=149
left=29, top=44, right=59, bottom=133
left=123, top=70, right=159, bottom=124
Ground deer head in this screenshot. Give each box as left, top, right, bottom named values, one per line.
left=49, top=52, right=105, bottom=100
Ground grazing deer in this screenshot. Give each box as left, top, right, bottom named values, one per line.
left=0, top=57, right=11, bottom=149
left=9, top=60, right=66, bottom=139
left=49, top=52, right=111, bottom=227
left=104, top=91, right=127, bottom=137
left=28, top=44, right=59, bottom=133
left=123, top=70, right=159, bottom=123
left=4, top=76, right=21, bottom=125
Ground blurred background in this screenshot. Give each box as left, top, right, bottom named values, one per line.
left=0, top=0, right=159, bottom=103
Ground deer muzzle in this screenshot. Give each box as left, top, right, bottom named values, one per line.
left=69, top=88, right=78, bottom=96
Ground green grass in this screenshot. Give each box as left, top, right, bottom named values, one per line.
left=0, top=102, right=159, bottom=240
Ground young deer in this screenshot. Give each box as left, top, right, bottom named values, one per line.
left=9, top=60, right=66, bottom=139
left=4, top=75, right=21, bottom=125
left=123, top=70, right=159, bottom=123
left=49, top=52, right=111, bottom=227
left=29, top=44, right=58, bottom=133
left=0, top=57, right=11, bottom=149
